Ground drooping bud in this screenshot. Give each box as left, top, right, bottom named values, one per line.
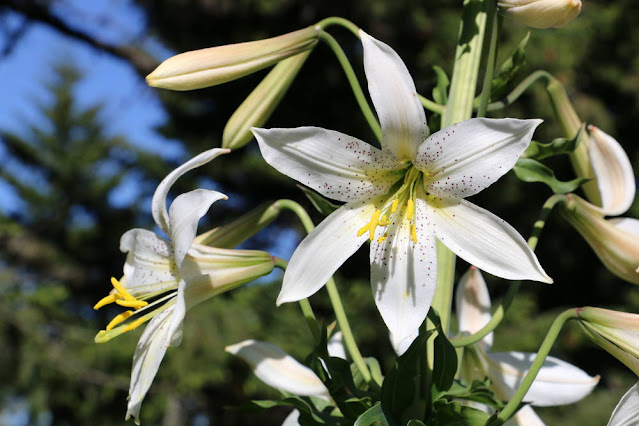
left=194, top=201, right=282, bottom=249
left=146, top=27, right=319, bottom=91
left=559, top=195, right=639, bottom=284
left=498, top=0, right=582, bottom=29
left=223, top=50, right=311, bottom=149
left=578, top=307, right=639, bottom=376
left=587, top=125, right=636, bottom=216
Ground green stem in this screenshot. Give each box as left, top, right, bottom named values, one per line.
left=275, top=199, right=372, bottom=382
left=483, top=70, right=553, bottom=112
left=316, top=17, right=360, bottom=38
left=274, top=256, right=320, bottom=343
left=318, top=31, right=382, bottom=142
left=418, top=94, right=446, bottom=114
left=487, top=308, right=580, bottom=425
left=476, top=2, right=499, bottom=118
left=451, top=194, right=566, bottom=347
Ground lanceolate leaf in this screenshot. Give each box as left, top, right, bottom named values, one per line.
left=514, top=158, right=590, bottom=194
left=491, top=32, right=530, bottom=101
left=523, top=128, right=582, bottom=161
left=299, top=185, right=340, bottom=216
left=353, top=403, right=390, bottom=426
left=432, top=66, right=450, bottom=106
left=432, top=400, right=491, bottom=426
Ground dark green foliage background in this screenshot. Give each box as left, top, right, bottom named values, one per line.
left=1, top=0, right=638, bottom=424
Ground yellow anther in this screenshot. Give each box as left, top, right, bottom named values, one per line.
left=377, top=236, right=387, bottom=244
left=123, top=316, right=149, bottom=333
left=106, top=310, right=134, bottom=331
left=378, top=215, right=390, bottom=226
left=406, top=200, right=414, bottom=221
left=411, top=224, right=418, bottom=243
left=110, top=277, right=136, bottom=301
left=391, top=199, right=399, bottom=213
left=116, top=299, right=149, bottom=309
left=93, top=293, right=122, bottom=310
left=369, top=210, right=381, bottom=240
left=357, top=223, right=370, bottom=237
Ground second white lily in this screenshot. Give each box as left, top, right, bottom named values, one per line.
left=456, top=268, right=599, bottom=425
left=253, top=30, right=551, bottom=351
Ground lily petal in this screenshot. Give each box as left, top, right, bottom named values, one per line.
left=588, top=125, right=635, bottom=216
left=168, top=189, right=228, bottom=267
left=253, top=126, right=404, bottom=203
left=282, top=410, right=301, bottom=426
left=456, top=267, right=494, bottom=349
left=429, top=198, right=552, bottom=283
left=126, top=304, right=177, bottom=423
left=225, top=340, right=329, bottom=398
left=120, top=229, right=180, bottom=294
left=151, top=148, right=230, bottom=234
left=487, top=351, right=599, bottom=407
left=360, top=30, right=428, bottom=161
left=327, top=332, right=347, bottom=360
left=506, top=405, right=545, bottom=426
left=416, top=118, right=541, bottom=199
left=371, top=195, right=437, bottom=352
left=608, top=382, right=639, bottom=426
left=166, top=280, right=187, bottom=347
left=277, top=198, right=378, bottom=305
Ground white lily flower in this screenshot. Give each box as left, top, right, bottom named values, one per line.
left=253, top=30, right=551, bottom=352
left=587, top=125, right=635, bottom=217
left=226, top=333, right=346, bottom=426
left=456, top=268, right=599, bottom=425
left=607, top=382, right=639, bottom=426
left=93, top=148, right=275, bottom=423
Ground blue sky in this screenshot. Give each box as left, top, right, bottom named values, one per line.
left=0, top=0, right=183, bottom=214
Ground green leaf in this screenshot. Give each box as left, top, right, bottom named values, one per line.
left=514, top=158, right=590, bottom=194
left=432, top=400, right=491, bottom=426
left=299, top=185, right=340, bottom=216
left=491, top=32, right=530, bottom=101
left=306, top=331, right=374, bottom=420
left=432, top=66, right=450, bottom=106
left=429, top=311, right=458, bottom=398
left=352, top=357, right=384, bottom=389
left=353, top=403, right=390, bottom=426
left=247, top=396, right=335, bottom=424
left=523, top=127, right=583, bottom=160
left=381, top=332, right=432, bottom=425
left=443, top=379, right=505, bottom=410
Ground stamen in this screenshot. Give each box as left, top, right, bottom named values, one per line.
left=93, top=293, right=122, bottom=310
left=391, top=199, right=399, bottom=213
left=378, top=215, right=390, bottom=226
left=123, top=316, right=149, bottom=333
left=116, top=299, right=149, bottom=309
left=357, top=223, right=370, bottom=237
left=406, top=200, right=414, bottom=221
left=106, top=310, right=134, bottom=331
left=377, top=236, right=387, bottom=244
left=369, top=210, right=381, bottom=240
left=411, top=224, right=418, bottom=243
left=110, top=277, right=137, bottom=301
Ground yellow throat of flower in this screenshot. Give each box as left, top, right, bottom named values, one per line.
left=357, top=166, right=422, bottom=244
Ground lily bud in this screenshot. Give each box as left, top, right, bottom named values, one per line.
left=498, top=0, right=582, bottom=29
left=578, top=307, right=639, bottom=376
left=146, top=27, right=319, bottom=90
left=559, top=195, right=639, bottom=284
left=223, top=50, right=311, bottom=149
left=587, top=125, right=636, bottom=216
left=194, top=201, right=282, bottom=249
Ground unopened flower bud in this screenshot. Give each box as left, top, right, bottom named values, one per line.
left=498, top=0, right=582, bottom=29
left=559, top=195, right=639, bottom=284
left=146, top=27, right=319, bottom=90
left=578, top=307, right=639, bottom=376
left=194, top=201, right=282, bottom=249
left=223, top=50, right=311, bottom=149
left=587, top=125, right=635, bottom=216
